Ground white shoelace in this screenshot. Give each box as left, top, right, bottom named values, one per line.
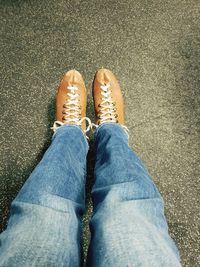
left=51, top=117, right=93, bottom=134
left=97, top=83, right=118, bottom=124
left=93, top=83, right=129, bottom=135
left=62, top=85, right=81, bottom=124
left=51, top=85, right=93, bottom=134
left=51, top=84, right=129, bottom=137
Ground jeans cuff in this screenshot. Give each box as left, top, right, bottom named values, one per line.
left=52, top=124, right=89, bottom=150
left=94, top=122, right=129, bottom=142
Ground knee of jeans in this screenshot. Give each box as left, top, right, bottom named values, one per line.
left=13, top=191, right=84, bottom=215
left=91, top=192, right=167, bottom=237
left=92, top=181, right=163, bottom=213
left=8, top=200, right=81, bottom=232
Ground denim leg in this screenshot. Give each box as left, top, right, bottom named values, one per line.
left=87, top=123, right=181, bottom=267
left=0, top=125, right=88, bottom=267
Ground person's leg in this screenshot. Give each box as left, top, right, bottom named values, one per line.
left=87, top=68, right=181, bottom=267
left=0, top=125, right=88, bottom=267
left=0, top=70, right=89, bottom=267
left=87, top=123, right=181, bottom=267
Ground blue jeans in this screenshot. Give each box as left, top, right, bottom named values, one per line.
left=0, top=123, right=181, bottom=267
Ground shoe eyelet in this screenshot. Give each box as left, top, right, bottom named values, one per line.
left=115, top=114, right=118, bottom=118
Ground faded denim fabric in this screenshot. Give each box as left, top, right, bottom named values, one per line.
left=0, top=123, right=181, bottom=267
left=87, top=123, right=181, bottom=267
left=0, top=125, right=88, bottom=267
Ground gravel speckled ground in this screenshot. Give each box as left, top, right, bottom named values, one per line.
left=0, top=0, right=199, bottom=266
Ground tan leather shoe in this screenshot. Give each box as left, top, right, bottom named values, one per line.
left=56, top=69, right=87, bottom=131
left=93, top=68, right=125, bottom=125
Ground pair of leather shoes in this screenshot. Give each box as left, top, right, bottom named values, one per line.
left=55, top=68, right=125, bottom=131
